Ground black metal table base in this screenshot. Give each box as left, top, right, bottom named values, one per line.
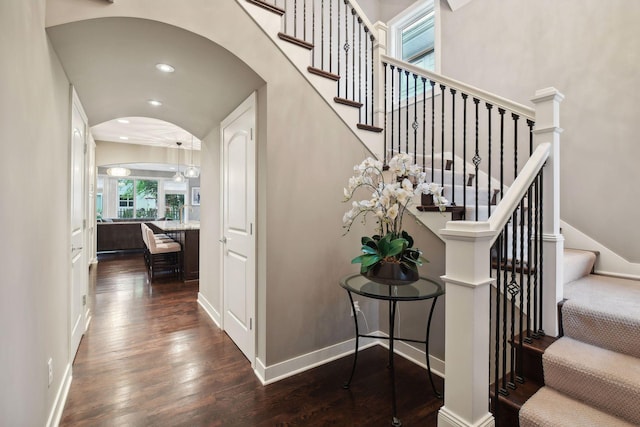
left=343, top=290, right=442, bottom=426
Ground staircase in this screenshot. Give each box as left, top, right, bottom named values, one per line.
left=519, top=250, right=640, bottom=426
left=237, top=1, right=640, bottom=426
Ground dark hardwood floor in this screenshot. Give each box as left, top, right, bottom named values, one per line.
left=60, top=254, right=443, bottom=426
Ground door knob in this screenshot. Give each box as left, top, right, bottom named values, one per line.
left=219, top=237, right=227, bottom=244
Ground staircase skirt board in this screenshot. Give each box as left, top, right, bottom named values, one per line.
left=563, top=274, right=640, bottom=359
left=520, top=387, right=635, bottom=427
left=542, top=337, right=640, bottom=425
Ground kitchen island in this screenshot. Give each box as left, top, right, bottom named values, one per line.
left=148, top=221, right=200, bottom=281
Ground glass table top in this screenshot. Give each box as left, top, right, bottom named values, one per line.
left=340, top=273, right=445, bottom=301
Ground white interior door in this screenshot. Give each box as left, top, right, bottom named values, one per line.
left=70, top=89, right=88, bottom=359
left=222, top=93, right=256, bottom=364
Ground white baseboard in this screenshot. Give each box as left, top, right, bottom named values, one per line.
left=255, top=336, right=380, bottom=385
left=255, top=331, right=445, bottom=386
left=46, top=362, right=72, bottom=427
left=197, top=292, right=221, bottom=328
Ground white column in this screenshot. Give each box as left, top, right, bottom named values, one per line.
left=438, top=222, right=495, bottom=427
left=530, top=88, right=564, bottom=337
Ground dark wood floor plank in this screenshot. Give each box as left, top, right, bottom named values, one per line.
left=60, top=253, right=443, bottom=426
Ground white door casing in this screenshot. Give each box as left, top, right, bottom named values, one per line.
left=221, top=93, right=256, bottom=365
left=70, top=88, right=88, bottom=360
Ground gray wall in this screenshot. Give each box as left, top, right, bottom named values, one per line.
left=439, top=0, right=640, bottom=262
left=0, top=0, right=73, bottom=424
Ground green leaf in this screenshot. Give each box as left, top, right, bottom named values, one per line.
left=361, top=245, right=378, bottom=255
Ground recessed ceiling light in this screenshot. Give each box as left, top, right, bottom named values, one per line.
left=156, top=63, right=175, bottom=73
left=117, top=119, right=130, bottom=124
left=119, top=136, right=129, bottom=140
left=148, top=100, right=162, bottom=107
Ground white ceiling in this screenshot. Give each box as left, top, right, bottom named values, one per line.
left=46, top=17, right=265, bottom=143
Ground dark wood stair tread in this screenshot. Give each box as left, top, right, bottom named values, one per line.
left=490, top=378, right=542, bottom=410
left=308, top=66, right=340, bottom=81
left=356, top=123, right=383, bottom=133
left=246, top=0, right=285, bottom=15
left=512, top=332, right=557, bottom=355
left=278, top=32, right=313, bottom=50
left=334, top=97, right=362, bottom=108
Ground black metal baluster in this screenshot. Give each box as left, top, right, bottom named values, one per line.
left=370, top=33, right=375, bottom=126
left=294, top=0, right=298, bottom=38
left=357, top=18, right=362, bottom=118
left=486, top=103, right=493, bottom=215
left=406, top=71, right=410, bottom=154
left=413, top=73, right=418, bottom=159
left=397, top=67, right=402, bottom=155
left=440, top=84, right=445, bottom=186
left=500, top=223, right=509, bottom=396
left=422, top=78, right=427, bottom=172
left=498, top=109, right=505, bottom=206
left=532, top=174, right=540, bottom=338
left=352, top=8, right=356, bottom=102
left=390, top=65, right=395, bottom=157
left=450, top=89, right=456, bottom=206
left=303, top=0, right=306, bottom=40
left=383, top=62, right=388, bottom=166
left=494, top=233, right=503, bottom=406
left=343, top=1, right=349, bottom=99
left=525, top=182, right=533, bottom=344
left=517, top=196, right=526, bottom=383
left=283, top=0, right=288, bottom=33
left=363, top=26, right=368, bottom=125
left=512, top=113, right=520, bottom=180
left=538, top=169, right=544, bottom=336
left=462, top=93, right=468, bottom=217
left=528, top=120, right=535, bottom=155
left=336, top=0, right=340, bottom=88
left=473, top=98, right=480, bottom=220
left=431, top=80, right=436, bottom=181
left=328, top=0, right=332, bottom=73
left=508, top=203, right=519, bottom=390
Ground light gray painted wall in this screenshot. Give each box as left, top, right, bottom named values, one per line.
left=439, top=0, right=640, bottom=262
left=357, top=0, right=418, bottom=24
left=0, top=0, right=73, bottom=425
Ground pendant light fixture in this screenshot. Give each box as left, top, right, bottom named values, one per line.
left=106, top=166, right=131, bottom=177
left=183, top=135, right=200, bottom=178
left=173, top=141, right=186, bottom=183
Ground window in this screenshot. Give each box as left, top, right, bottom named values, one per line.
left=163, top=180, right=188, bottom=220
left=389, top=0, right=438, bottom=99
left=115, top=178, right=159, bottom=219
left=117, top=179, right=134, bottom=218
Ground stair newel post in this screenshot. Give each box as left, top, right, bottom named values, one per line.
left=530, top=87, right=564, bottom=337
left=372, top=21, right=387, bottom=160
left=438, top=222, right=496, bottom=427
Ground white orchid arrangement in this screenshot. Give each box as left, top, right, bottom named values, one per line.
left=342, top=153, right=448, bottom=274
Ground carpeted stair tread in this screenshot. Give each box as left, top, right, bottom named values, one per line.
left=520, top=386, right=635, bottom=427
left=563, top=248, right=597, bottom=284
left=563, top=274, right=640, bottom=358
left=542, top=337, right=640, bottom=425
